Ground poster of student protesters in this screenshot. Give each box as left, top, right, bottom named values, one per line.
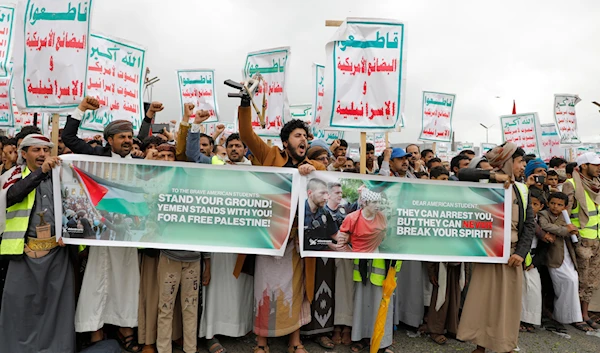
left=54, top=155, right=300, bottom=256
left=299, top=171, right=512, bottom=263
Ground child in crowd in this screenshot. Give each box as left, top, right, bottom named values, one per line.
left=538, top=193, right=590, bottom=331
left=429, top=166, right=449, bottom=181
left=520, top=188, right=545, bottom=332
left=546, top=170, right=560, bottom=192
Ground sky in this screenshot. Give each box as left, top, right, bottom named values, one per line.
left=89, top=0, right=600, bottom=146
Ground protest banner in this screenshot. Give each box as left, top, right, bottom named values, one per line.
left=348, top=148, right=359, bottom=160
left=243, top=47, right=290, bottom=137
left=500, top=112, right=542, bottom=156
left=540, top=123, right=561, bottom=162
left=0, top=77, right=13, bottom=127
left=481, top=143, right=495, bottom=155
left=419, top=91, right=455, bottom=142
left=367, top=132, right=386, bottom=155
left=54, top=155, right=300, bottom=255
left=321, top=18, right=405, bottom=131
left=288, top=104, right=312, bottom=124
left=554, top=94, right=581, bottom=145
left=79, top=33, right=146, bottom=133
left=176, top=69, right=219, bottom=124
left=13, top=0, right=92, bottom=111
left=299, top=172, right=511, bottom=262
left=456, top=142, right=473, bottom=152
left=0, top=4, right=15, bottom=78
left=437, top=144, right=449, bottom=161
left=310, top=63, right=344, bottom=143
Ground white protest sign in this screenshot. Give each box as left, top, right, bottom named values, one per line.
left=79, top=33, right=146, bottom=133
left=437, top=144, right=449, bottom=162
left=540, top=123, right=561, bottom=162
left=500, top=113, right=542, bottom=156
left=481, top=143, right=495, bottom=155
left=311, top=63, right=344, bottom=143
left=0, top=4, right=15, bottom=78
left=243, top=47, right=290, bottom=137
left=321, top=18, right=406, bottom=131
left=348, top=147, right=359, bottom=161
left=456, top=142, right=473, bottom=152
left=0, top=77, right=13, bottom=126
left=367, top=132, right=386, bottom=155
left=288, top=104, right=312, bottom=124
left=419, top=91, right=455, bottom=142
left=554, top=94, right=581, bottom=145
left=14, top=0, right=92, bottom=112
left=176, top=69, right=219, bottom=124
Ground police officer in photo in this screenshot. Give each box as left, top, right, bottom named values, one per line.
left=304, top=178, right=338, bottom=251
left=325, top=182, right=348, bottom=229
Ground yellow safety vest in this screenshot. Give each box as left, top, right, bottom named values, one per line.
left=513, top=182, right=533, bottom=267
left=211, top=156, right=226, bottom=165
left=353, top=259, right=402, bottom=286
left=566, top=179, right=600, bottom=240
left=1, top=167, right=34, bottom=256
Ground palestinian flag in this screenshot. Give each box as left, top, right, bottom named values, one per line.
left=72, top=165, right=150, bottom=217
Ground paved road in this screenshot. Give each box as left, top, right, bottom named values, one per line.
left=163, top=325, right=600, bottom=353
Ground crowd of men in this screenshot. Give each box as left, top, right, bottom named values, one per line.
left=0, top=96, right=599, bottom=353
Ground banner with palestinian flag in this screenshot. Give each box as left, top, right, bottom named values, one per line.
left=54, top=155, right=300, bottom=256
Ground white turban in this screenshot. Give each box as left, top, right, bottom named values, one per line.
left=17, top=134, right=54, bottom=165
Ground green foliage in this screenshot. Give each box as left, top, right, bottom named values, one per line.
left=341, top=178, right=364, bottom=204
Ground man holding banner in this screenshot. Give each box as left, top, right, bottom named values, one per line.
left=457, top=142, right=535, bottom=353
left=235, top=95, right=325, bottom=353
left=0, top=134, right=74, bottom=353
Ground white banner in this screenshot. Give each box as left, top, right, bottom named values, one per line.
left=419, top=91, right=455, bottom=142
left=367, top=132, right=386, bottom=155
left=243, top=47, right=290, bottom=137
left=0, top=4, right=15, bottom=78
left=14, top=0, right=92, bottom=111
left=456, top=142, right=473, bottom=152
left=79, top=33, right=146, bottom=133
left=500, top=113, right=542, bottom=156
left=176, top=69, right=219, bottom=124
left=321, top=18, right=406, bottom=131
left=288, top=104, right=312, bottom=124
left=540, top=123, right=561, bottom=162
left=0, top=77, right=13, bottom=126
left=554, top=94, right=581, bottom=145
left=310, top=63, right=344, bottom=143
left=481, top=143, right=495, bottom=155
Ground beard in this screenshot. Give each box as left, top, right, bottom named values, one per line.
left=288, top=144, right=306, bottom=162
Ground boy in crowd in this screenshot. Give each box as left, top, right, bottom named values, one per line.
left=538, top=193, right=589, bottom=331
left=546, top=170, right=560, bottom=192
left=430, top=166, right=449, bottom=181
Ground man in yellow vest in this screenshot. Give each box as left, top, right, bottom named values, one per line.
left=0, top=134, right=75, bottom=352
left=562, top=152, right=600, bottom=329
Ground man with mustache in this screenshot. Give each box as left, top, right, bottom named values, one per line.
left=62, top=97, right=165, bottom=352
left=233, top=94, right=325, bottom=353
left=378, top=147, right=413, bottom=178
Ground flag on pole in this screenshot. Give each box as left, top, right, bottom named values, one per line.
left=71, top=165, right=150, bottom=216
left=512, top=100, right=516, bottom=115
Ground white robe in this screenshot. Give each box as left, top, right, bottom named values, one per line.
left=74, top=152, right=140, bottom=332
left=199, top=253, right=253, bottom=339
left=549, top=244, right=583, bottom=324
left=520, top=267, right=542, bottom=325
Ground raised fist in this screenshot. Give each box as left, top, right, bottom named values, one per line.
left=194, top=110, right=211, bottom=124
left=78, top=97, right=100, bottom=112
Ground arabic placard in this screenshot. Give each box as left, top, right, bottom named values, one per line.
left=0, top=4, right=15, bottom=78
left=419, top=91, right=455, bottom=142
left=288, top=104, right=312, bottom=124
left=554, top=94, right=581, bottom=145
left=321, top=18, right=405, bottom=131
left=540, top=123, right=561, bottom=162
left=312, top=63, right=325, bottom=126
left=78, top=33, right=145, bottom=133
left=456, top=142, right=473, bottom=152
left=481, top=143, right=495, bottom=156
left=367, top=132, right=386, bottom=155
left=500, top=113, right=542, bottom=156
left=0, top=77, right=13, bottom=126
left=243, top=47, right=290, bottom=137
left=204, top=122, right=236, bottom=144
left=299, top=172, right=511, bottom=262
left=348, top=148, right=359, bottom=160
left=54, top=155, right=300, bottom=256
left=437, top=145, right=449, bottom=162
left=14, top=0, right=92, bottom=111
left=176, top=69, right=219, bottom=124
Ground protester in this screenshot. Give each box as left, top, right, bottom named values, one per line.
left=429, top=166, right=449, bottom=180
left=365, top=143, right=378, bottom=174
left=406, top=144, right=425, bottom=175
left=1, top=138, right=17, bottom=174
left=546, top=169, right=560, bottom=192
left=549, top=157, right=567, bottom=170
left=538, top=192, right=588, bottom=330
left=449, top=154, right=470, bottom=181
left=562, top=152, right=600, bottom=330
left=457, top=142, right=534, bottom=353
left=235, top=96, right=325, bottom=353
left=379, top=147, right=413, bottom=178
left=421, top=149, right=435, bottom=165
left=0, top=134, right=74, bottom=352
left=426, top=157, right=442, bottom=171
